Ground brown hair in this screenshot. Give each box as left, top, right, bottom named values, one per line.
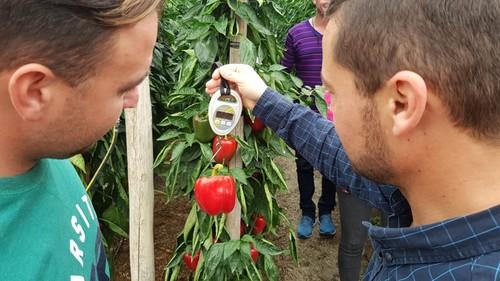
left=0, top=0, right=163, bottom=86
left=326, top=0, right=349, bottom=15
left=330, top=0, right=500, bottom=141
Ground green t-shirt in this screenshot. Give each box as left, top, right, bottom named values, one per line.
left=0, top=159, right=110, bottom=281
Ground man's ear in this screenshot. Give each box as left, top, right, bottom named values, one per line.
left=387, top=71, right=428, bottom=136
left=8, top=64, right=57, bottom=121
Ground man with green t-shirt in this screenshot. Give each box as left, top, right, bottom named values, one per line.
left=0, top=1, right=163, bottom=280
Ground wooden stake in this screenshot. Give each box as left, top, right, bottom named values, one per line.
left=226, top=0, right=248, bottom=241
left=125, top=78, right=155, bottom=281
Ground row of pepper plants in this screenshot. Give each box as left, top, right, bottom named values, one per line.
left=151, top=0, right=327, bottom=280
left=73, top=0, right=323, bottom=278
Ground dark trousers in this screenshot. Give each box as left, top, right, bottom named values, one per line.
left=296, top=153, right=336, bottom=219
left=337, top=190, right=372, bottom=281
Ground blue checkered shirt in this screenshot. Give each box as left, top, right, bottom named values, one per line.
left=253, top=88, right=500, bottom=281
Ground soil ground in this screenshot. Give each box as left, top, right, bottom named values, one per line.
left=113, top=156, right=372, bottom=281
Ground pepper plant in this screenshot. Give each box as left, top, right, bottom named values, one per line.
left=72, top=0, right=328, bottom=278
left=152, top=0, right=329, bottom=280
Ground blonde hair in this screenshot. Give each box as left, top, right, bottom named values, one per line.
left=0, top=0, right=164, bottom=85
left=97, top=0, right=164, bottom=26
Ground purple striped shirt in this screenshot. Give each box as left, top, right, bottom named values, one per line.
left=281, top=19, right=323, bottom=87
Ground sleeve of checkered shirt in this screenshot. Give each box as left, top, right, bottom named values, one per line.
left=253, top=88, right=402, bottom=214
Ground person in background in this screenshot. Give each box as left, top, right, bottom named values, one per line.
left=281, top=0, right=338, bottom=239
left=282, top=1, right=372, bottom=280
left=206, top=0, right=500, bottom=280
left=0, top=1, right=162, bottom=280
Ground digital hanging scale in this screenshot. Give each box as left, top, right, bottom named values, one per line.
left=208, top=64, right=243, bottom=136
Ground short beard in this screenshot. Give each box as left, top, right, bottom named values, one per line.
left=352, top=101, right=395, bottom=183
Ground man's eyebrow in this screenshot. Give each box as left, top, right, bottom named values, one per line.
left=118, top=71, right=150, bottom=93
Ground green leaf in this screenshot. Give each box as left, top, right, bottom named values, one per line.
left=289, top=229, right=299, bottom=264
left=198, top=212, right=212, bottom=239
left=101, top=218, right=128, bottom=238
left=195, top=15, right=216, bottom=25
left=116, top=182, right=129, bottom=204
left=253, top=239, right=283, bottom=256
left=183, top=204, right=198, bottom=240
left=229, top=1, right=272, bottom=36
left=270, top=160, right=287, bottom=188
left=202, top=1, right=221, bottom=15
left=264, top=183, right=273, bottom=222
left=228, top=253, right=242, bottom=275
left=157, top=130, right=183, bottom=141
left=153, top=141, right=176, bottom=168
left=204, top=243, right=224, bottom=279
left=193, top=251, right=205, bottom=281
left=166, top=241, right=187, bottom=269
left=230, top=168, right=249, bottom=186
left=70, top=154, right=86, bottom=174
left=264, top=255, right=279, bottom=281
left=290, top=75, right=304, bottom=88
left=240, top=240, right=252, bottom=258
left=186, top=24, right=211, bottom=40
left=265, top=34, right=279, bottom=64
left=213, top=16, right=228, bottom=35
left=215, top=214, right=226, bottom=240
left=314, top=89, right=328, bottom=118
left=192, top=216, right=201, bottom=251
left=185, top=133, right=196, bottom=147
left=223, top=240, right=240, bottom=260
left=184, top=103, right=203, bottom=119
left=165, top=160, right=180, bottom=198
left=199, top=142, right=214, bottom=161
left=167, top=115, right=190, bottom=129
left=238, top=183, right=247, bottom=217
left=240, top=37, right=257, bottom=67
left=177, top=50, right=198, bottom=89
left=170, top=142, right=187, bottom=161
left=270, top=71, right=287, bottom=82
left=195, top=35, right=218, bottom=64
left=268, top=64, right=286, bottom=72
left=181, top=145, right=201, bottom=162
left=102, top=204, right=128, bottom=237
left=165, top=266, right=180, bottom=281
left=175, top=86, right=198, bottom=97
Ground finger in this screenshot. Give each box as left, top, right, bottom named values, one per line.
left=205, top=85, right=219, bottom=95
left=211, top=68, right=221, bottom=79
left=219, top=67, right=243, bottom=84
left=205, top=78, right=220, bottom=90
left=206, top=88, right=219, bottom=95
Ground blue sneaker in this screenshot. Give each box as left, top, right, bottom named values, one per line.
left=297, top=216, right=314, bottom=239
left=319, top=214, right=336, bottom=236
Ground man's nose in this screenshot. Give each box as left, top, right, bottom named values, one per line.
left=123, top=87, right=140, bottom=109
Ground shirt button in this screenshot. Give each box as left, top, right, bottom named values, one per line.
left=384, top=252, right=393, bottom=263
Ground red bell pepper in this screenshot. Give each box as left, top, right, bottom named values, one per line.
left=240, top=219, right=246, bottom=237
left=194, top=164, right=236, bottom=216
left=212, top=135, right=237, bottom=164
left=183, top=251, right=200, bottom=272
left=252, top=214, right=266, bottom=235
left=250, top=244, right=259, bottom=263
left=244, top=115, right=266, bottom=133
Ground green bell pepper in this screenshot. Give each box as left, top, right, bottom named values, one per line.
left=193, top=114, right=215, bottom=143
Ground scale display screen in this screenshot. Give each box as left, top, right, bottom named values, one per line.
left=208, top=88, right=242, bottom=135
left=216, top=111, right=234, bottom=120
